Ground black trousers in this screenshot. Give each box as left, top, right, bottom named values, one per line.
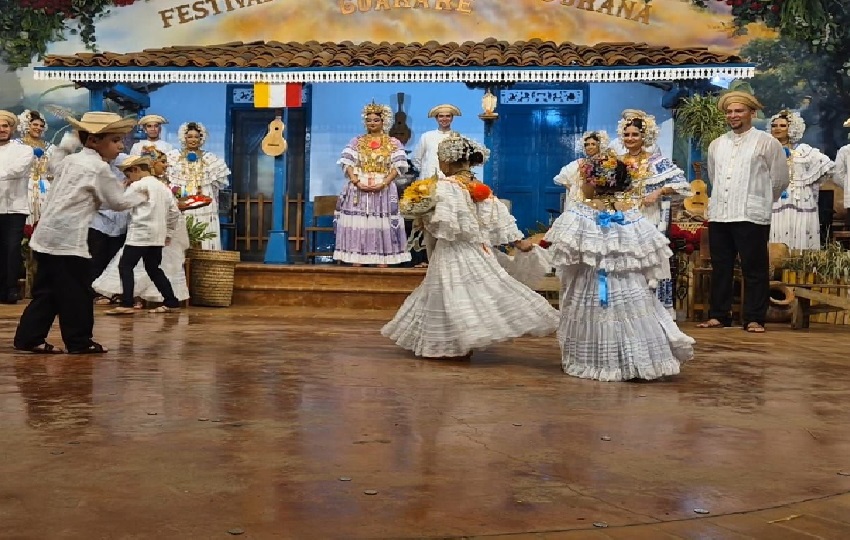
left=708, top=221, right=770, bottom=327
left=118, top=245, right=179, bottom=308
left=88, top=228, right=126, bottom=286
left=0, top=213, right=26, bottom=301
left=14, top=252, right=96, bottom=352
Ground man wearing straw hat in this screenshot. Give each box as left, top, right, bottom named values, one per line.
left=130, top=114, right=174, bottom=156
left=14, top=112, right=148, bottom=354
left=0, top=110, right=35, bottom=305
left=412, top=104, right=461, bottom=180
left=697, top=91, right=789, bottom=334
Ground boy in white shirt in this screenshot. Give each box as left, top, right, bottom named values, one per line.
left=14, top=112, right=146, bottom=354
left=105, top=155, right=181, bottom=315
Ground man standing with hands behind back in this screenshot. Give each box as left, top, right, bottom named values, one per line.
left=698, top=91, right=789, bottom=333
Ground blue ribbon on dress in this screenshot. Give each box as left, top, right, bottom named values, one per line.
left=598, top=269, right=609, bottom=308
left=596, top=210, right=625, bottom=229
left=780, top=190, right=789, bottom=199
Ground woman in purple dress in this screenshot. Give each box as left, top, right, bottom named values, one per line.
left=334, top=101, right=411, bottom=267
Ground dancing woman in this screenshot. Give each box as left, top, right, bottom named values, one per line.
left=617, top=110, right=691, bottom=316
left=382, top=134, right=558, bottom=359
left=544, top=151, right=694, bottom=381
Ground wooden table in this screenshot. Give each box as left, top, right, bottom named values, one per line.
left=790, top=284, right=850, bottom=329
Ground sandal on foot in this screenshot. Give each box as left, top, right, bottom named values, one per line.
left=105, top=306, right=135, bottom=316
left=15, top=342, right=65, bottom=354
left=745, top=322, right=766, bottom=333
left=94, top=296, right=112, bottom=306
left=68, top=342, right=108, bottom=354
left=149, top=306, right=179, bottom=314
left=696, top=319, right=726, bottom=329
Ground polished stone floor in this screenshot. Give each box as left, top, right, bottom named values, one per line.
left=1, top=304, right=849, bottom=539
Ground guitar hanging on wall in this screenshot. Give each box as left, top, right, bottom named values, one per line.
left=261, top=113, right=288, bottom=157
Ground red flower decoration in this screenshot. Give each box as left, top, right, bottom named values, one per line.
left=468, top=181, right=492, bottom=203
left=369, top=139, right=381, bottom=149
left=23, top=224, right=34, bottom=239
left=538, top=239, right=552, bottom=249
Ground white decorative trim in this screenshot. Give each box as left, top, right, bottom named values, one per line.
left=33, top=66, right=756, bottom=84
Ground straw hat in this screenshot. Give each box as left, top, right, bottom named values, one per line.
left=117, top=155, right=153, bottom=170
left=428, top=104, right=461, bottom=118
left=138, top=114, right=168, bottom=126
left=66, top=112, right=136, bottom=134
left=0, top=109, right=18, bottom=127
left=717, top=91, right=764, bottom=112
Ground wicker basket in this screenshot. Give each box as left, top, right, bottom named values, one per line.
left=186, top=249, right=241, bottom=307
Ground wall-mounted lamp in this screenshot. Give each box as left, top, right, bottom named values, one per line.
left=479, top=88, right=499, bottom=121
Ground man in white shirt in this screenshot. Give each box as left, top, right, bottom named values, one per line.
left=14, top=112, right=147, bottom=355
left=0, top=110, right=35, bottom=304
left=411, top=104, right=461, bottom=179
left=129, top=114, right=174, bottom=155
left=699, top=91, right=790, bottom=333
left=105, top=155, right=181, bottom=315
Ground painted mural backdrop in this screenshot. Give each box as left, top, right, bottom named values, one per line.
left=2, top=1, right=758, bottom=105
left=4, top=0, right=845, bottom=156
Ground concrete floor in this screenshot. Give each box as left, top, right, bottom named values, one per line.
left=1, top=304, right=849, bottom=539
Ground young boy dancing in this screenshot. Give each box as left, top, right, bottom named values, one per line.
left=105, top=155, right=182, bottom=315
left=14, top=112, right=146, bottom=354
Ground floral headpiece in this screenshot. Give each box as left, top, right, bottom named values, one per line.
left=17, top=109, right=47, bottom=137
left=769, top=109, right=806, bottom=143
left=578, top=130, right=610, bottom=154
left=436, top=133, right=491, bottom=165
left=617, top=110, right=659, bottom=148
left=178, top=121, right=208, bottom=147
left=361, top=101, right=393, bottom=133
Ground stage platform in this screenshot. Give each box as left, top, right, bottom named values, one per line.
left=232, top=264, right=427, bottom=309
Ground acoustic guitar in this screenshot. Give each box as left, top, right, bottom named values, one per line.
left=261, top=114, right=288, bottom=157
left=388, top=92, right=412, bottom=145
left=683, top=178, right=709, bottom=217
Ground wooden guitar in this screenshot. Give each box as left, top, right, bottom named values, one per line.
left=683, top=178, right=709, bottom=218
left=261, top=114, right=288, bottom=157
left=388, top=92, right=412, bottom=145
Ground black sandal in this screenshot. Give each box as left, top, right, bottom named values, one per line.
left=15, top=342, right=65, bottom=354
left=68, top=342, right=109, bottom=354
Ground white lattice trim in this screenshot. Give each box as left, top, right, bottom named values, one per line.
left=33, top=66, right=756, bottom=84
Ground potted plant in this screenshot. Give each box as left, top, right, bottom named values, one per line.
left=183, top=215, right=241, bottom=307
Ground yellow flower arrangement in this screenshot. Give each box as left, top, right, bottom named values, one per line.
left=400, top=176, right=438, bottom=217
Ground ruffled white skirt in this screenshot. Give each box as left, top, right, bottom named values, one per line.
left=545, top=202, right=694, bottom=381
left=381, top=238, right=559, bottom=357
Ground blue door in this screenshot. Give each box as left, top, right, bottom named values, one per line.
left=486, top=84, right=589, bottom=234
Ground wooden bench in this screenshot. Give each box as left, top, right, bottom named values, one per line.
left=790, top=285, right=850, bottom=329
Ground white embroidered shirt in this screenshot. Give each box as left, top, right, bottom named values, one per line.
left=31, top=148, right=147, bottom=258
left=125, top=176, right=180, bottom=247
left=707, top=128, right=790, bottom=225
left=0, top=140, right=35, bottom=215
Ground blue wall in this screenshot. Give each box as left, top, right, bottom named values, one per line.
left=142, top=83, right=229, bottom=157
left=586, top=83, right=671, bottom=156
left=309, top=83, right=486, bottom=199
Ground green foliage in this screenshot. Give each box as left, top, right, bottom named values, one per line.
left=186, top=215, right=217, bottom=248
left=0, top=1, right=144, bottom=70
left=675, top=94, right=727, bottom=152
left=784, top=242, right=850, bottom=282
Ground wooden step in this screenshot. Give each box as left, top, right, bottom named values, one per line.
left=232, top=263, right=425, bottom=309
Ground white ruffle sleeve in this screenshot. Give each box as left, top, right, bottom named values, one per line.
left=422, top=181, right=481, bottom=242
left=791, top=144, right=833, bottom=186
left=477, top=196, right=524, bottom=246
left=493, top=245, right=553, bottom=288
